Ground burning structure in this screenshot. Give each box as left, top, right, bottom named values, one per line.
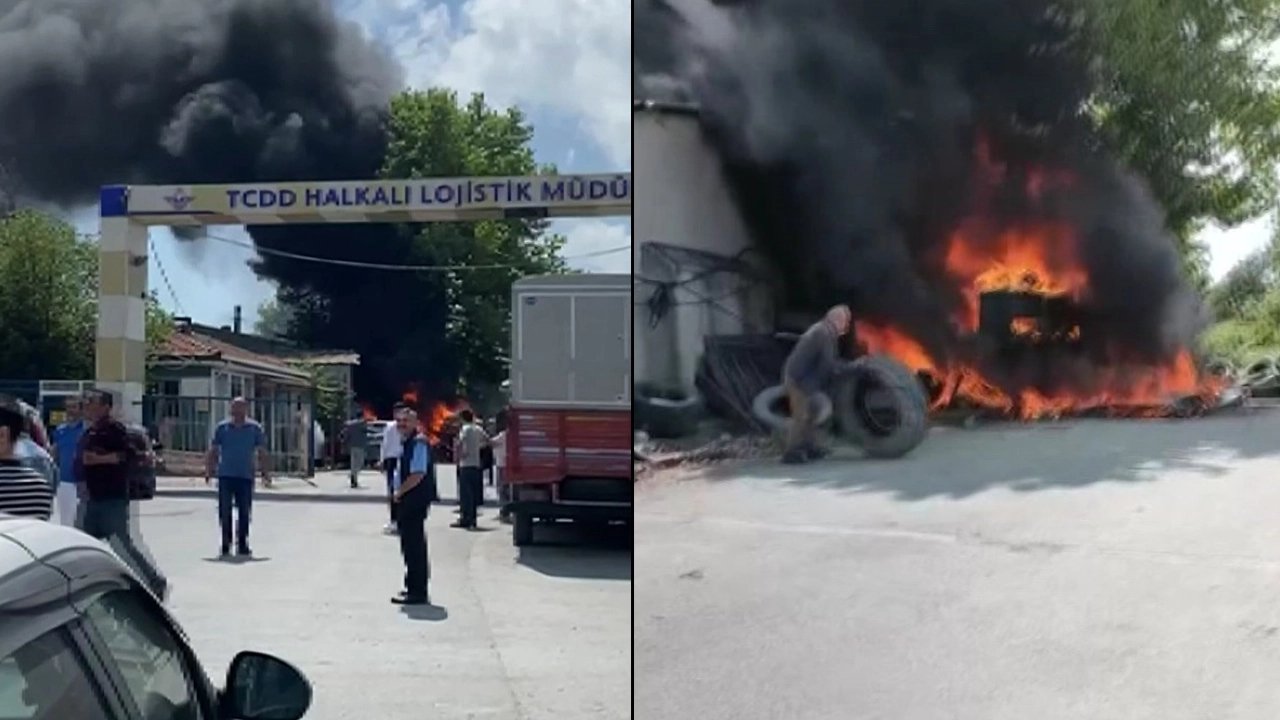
left=636, top=0, right=1223, bottom=420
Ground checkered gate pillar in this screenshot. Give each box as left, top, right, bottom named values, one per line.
left=96, top=216, right=148, bottom=425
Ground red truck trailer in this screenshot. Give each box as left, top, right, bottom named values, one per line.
left=504, top=274, right=631, bottom=546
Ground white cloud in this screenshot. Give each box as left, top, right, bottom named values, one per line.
left=554, top=218, right=631, bottom=273
left=398, top=0, right=631, bottom=169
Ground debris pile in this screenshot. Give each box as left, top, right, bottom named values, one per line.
left=634, top=431, right=778, bottom=471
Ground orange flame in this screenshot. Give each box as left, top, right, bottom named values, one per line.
left=849, top=144, right=1228, bottom=420
left=857, top=321, right=1222, bottom=419
left=398, top=387, right=470, bottom=445
left=944, top=222, right=1090, bottom=331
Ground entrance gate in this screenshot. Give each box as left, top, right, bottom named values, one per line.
left=96, top=173, right=632, bottom=427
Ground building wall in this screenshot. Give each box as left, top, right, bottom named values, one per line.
left=633, top=104, right=771, bottom=396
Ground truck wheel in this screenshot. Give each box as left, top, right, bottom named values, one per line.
left=513, top=512, right=534, bottom=547
left=834, top=354, right=929, bottom=459
left=750, top=385, right=833, bottom=433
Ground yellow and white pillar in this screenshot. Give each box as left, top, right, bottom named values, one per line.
left=95, top=213, right=148, bottom=425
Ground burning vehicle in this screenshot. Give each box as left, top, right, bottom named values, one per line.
left=638, top=0, right=1229, bottom=425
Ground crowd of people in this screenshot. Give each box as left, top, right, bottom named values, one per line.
left=0, top=390, right=169, bottom=600
left=340, top=406, right=508, bottom=534
left=0, top=389, right=506, bottom=609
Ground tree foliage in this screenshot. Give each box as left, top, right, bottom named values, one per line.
left=380, top=90, right=567, bottom=399
left=0, top=210, right=172, bottom=380
left=1081, top=0, right=1280, bottom=285
left=254, top=297, right=293, bottom=338
left=1200, top=215, right=1280, bottom=361
left=1205, top=245, right=1274, bottom=320
left=262, top=89, right=568, bottom=410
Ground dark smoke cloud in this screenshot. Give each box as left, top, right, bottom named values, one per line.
left=0, top=0, right=460, bottom=406
left=637, top=0, right=1205, bottom=391
left=0, top=0, right=399, bottom=201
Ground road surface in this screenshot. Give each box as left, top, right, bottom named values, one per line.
left=137, top=496, right=631, bottom=720
left=636, top=407, right=1280, bottom=720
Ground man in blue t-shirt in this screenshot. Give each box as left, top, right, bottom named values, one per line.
left=51, top=397, right=86, bottom=527
left=204, top=397, right=270, bottom=559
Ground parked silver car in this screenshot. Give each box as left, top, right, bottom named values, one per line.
left=0, top=515, right=313, bottom=719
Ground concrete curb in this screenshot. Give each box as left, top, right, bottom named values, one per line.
left=152, top=488, right=462, bottom=506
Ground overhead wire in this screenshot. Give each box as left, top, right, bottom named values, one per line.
left=149, top=238, right=187, bottom=316
left=199, top=230, right=630, bottom=272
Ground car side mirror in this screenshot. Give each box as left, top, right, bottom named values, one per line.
left=221, top=651, right=313, bottom=720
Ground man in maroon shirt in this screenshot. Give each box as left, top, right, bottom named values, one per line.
left=77, top=389, right=168, bottom=600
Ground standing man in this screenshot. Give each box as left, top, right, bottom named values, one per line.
left=14, top=416, right=57, bottom=489
left=78, top=389, right=168, bottom=599
left=491, top=422, right=510, bottom=523
left=452, top=410, right=488, bottom=530
left=479, top=418, right=495, bottom=488
left=0, top=395, right=54, bottom=520
left=391, top=408, right=438, bottom=605
left=379, top=402, right=408, bottom=535
left=781, top=304, right=853, bottom=465
left=344, top=411, right=369, bottom=489
left=17, top=400, right=49, bottom=451
left=312, top=419, right=326, bottom=471
left=205, top=397, right=270, bottom=559
left=50, top=397, right=86, bottom=526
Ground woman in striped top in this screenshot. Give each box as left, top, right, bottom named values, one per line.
left=0, top=395, right=54, bottom=520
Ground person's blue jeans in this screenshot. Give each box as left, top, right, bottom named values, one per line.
left=217, top=477, right=254, bottom=550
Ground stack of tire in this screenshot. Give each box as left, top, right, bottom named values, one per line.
left=751, top=354, right=929, bottom=459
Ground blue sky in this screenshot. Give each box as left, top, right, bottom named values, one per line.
left=74, top=0, right=630, bottom=329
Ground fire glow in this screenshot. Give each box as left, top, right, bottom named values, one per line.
left=401, top=388, right=469, bottom=445
left=850, top=141, right=1224, bottom=420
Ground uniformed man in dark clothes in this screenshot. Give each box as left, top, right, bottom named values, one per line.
left=781, top=304, right=853, bottom=464
left=391, top=407, right=439, bottom=606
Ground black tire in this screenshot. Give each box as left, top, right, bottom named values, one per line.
left=835, top=355, right=929, bottom=459
left=513, top=512, right=534, bottom=547
left=750, top=385, right=833, bottom=433
left=634, top=386, right=703, bottom=439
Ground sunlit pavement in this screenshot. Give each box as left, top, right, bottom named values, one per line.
left=637, top=408, right=1280, bottom=720
left=136, top=496, right=631, bottom=720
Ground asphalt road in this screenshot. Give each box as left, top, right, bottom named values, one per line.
left=134, top=496, right=631, bottom=720
left=636, top=407, right=1280, bottom=720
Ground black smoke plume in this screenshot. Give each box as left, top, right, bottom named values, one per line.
left=0, top=0, right=464, bottom=408
left=637, top=0, right=1206, bottom=397
left=0, top=0, right=397, bottom=198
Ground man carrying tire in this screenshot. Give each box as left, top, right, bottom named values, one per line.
left=781, top=304, right=852, bottom=464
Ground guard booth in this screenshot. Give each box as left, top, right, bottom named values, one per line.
left=38, top=380, right=96, bottom=427
left=0, top=379, right=95, bottom=427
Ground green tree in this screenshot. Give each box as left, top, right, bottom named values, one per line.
left=0, top=210, right=172, bottom=380
left=379, top=89, right=568, bottom=398
left=1082, top=0, right=1280, bottom=284
left=254, top=296, right=294, bottom=338
left=1205, top=246, right=1274, bottom=320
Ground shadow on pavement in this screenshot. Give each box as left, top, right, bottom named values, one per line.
left=200, top=556, right=273, bottom=564
left=697, top=408, right=1280, bottom=501
left=516, top=522, right=632, bottom=581
left=401, top=604, right=449, bottom=622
